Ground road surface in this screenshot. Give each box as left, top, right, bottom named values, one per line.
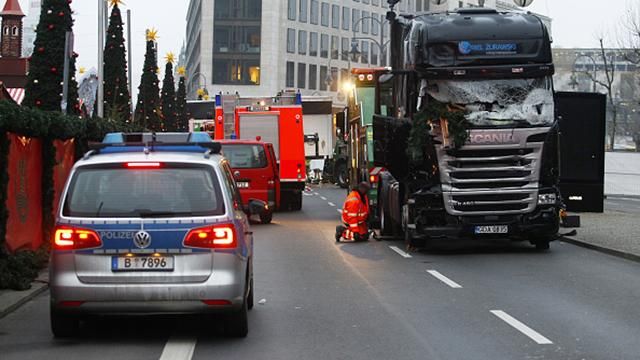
left=1, top=185, right=639, bottom=360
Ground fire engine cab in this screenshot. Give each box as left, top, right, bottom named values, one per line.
left=213, top=93, right=307, bottom=211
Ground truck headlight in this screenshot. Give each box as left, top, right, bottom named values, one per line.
left=538, top=193, right=557, bottom=206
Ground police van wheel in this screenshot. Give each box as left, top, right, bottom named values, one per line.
left=247, top=277, right=254, bottom=310
left=225, top=299, right=249, bottom=338
left=50, top=307, right=80, bottom=338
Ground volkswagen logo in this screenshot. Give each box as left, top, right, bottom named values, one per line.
left=133, top=231, right=152, bottom=249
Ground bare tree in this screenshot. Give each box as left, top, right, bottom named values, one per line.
left=619, top=2, right=640, bottom=151
left=583, top=38, right=619, bottom=150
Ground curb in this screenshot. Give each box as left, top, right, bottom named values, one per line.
left=560, top=236, right=640, bottom=263
left=0, top=282, right=48, bottom=319
left=605, top=194, right=640, bottom=200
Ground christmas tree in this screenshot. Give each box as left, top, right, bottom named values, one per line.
left=103, top=0, right=130, bottom=121
left=175, top=66, right=188, bottom=132
left=23, top=0, right=80, bottom=113
left=160, top=52, right=177, bottom=131
left=134, top=29, right=161, bottom=130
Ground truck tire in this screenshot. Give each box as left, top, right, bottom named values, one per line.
left=260, top=211, right=273, bottom=224
left=534, top=240, right=551, bottom=251
left=336, top=162, right=349, bottom=189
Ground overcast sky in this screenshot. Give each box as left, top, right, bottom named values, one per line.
left=15, top=0, right=636, bottom=96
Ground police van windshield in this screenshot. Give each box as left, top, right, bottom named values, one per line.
left=63, top=165, right=225, bottom=218
left=221, top=144, right=268, bottom=169
left=425, top=76, right=554, bottom=127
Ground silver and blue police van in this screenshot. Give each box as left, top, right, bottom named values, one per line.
left=50, top=132, right=266, bottom=338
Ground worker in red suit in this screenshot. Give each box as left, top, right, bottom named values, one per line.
left=336, top=182, right=371, bottom=242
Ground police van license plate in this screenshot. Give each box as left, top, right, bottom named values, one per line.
left=112, top=256, right=174, bottom=271
left=474, top=225, right=509, bottom=234
left=236, top=182, right=249, bottom=189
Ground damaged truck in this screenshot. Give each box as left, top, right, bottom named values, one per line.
left=372, top=6, right=560, bottom=249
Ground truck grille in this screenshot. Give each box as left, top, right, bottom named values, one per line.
left=437, top=129, right=547, bottom=216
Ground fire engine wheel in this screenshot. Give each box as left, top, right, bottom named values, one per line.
left=260, top=212, right=273, bottom=224
left=292, top=192, right=303, bottom=211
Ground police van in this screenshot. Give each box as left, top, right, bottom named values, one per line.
left=50, top=132, right=266, bottom=338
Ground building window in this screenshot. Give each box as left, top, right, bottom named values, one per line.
left=321, top=2, right=329, bottom=27
left=352, top=9, right=361, bottom=32
left=331, top=5, right=340, bottom=29
left=330, top=67, right=338, bottom=92
left=309, top=64, right=318, bottom=90
left=11, top=26, right=18, bottom=36
left=371, top=17, right=379, bottom=36
left=341, top=37, right=350, bottom=61
left=309, top=32, right=318, bottom=56
left=287, top=28, right=296, bottom=53
left=288, top=0, right=296, bottom=20
left=319, top=66, right=328, bottom=91
left=372, top=0, right=379, bottom=5
left=213, top=0, right=262, bottom=85
left=361, top=41, right=369, bottom=64
left=298, top=30, right=307, bottom=55
left=331, top=35, right=339, bottom=60
left=297, top=63, right=306, bottom=89
left=2, top=26, right=8, bottom=36
left=340, top=69, right=349, bottom=86
left=310, top=0, right=319, bottom=24
left=320, top=34, right=329, bottom=58
left=299, top=0, right=308, bottom=22
left=362, top=11, right=370, bottom=34
left=371, top=44, right=379, bottom=65
left=286, top=61, right=295, bottom=88
left=342, top=7, right=350, bottom=31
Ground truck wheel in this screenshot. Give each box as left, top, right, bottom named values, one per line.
left=260, top=211, right=273, bottom=224
left=50, top=307, right=80, bottom=338
left=534, top=240, right=550, bottom=251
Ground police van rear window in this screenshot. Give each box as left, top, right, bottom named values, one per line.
left=63, top=164, right=225, bottom=218
left=221, top=144, right=268, bottom=169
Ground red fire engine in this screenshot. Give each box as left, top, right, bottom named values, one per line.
left=213, top=93, right=307, bottom=211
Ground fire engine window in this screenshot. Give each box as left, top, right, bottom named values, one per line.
left=221, top=145, right=268, bottom=169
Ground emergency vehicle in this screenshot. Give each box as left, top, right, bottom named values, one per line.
left=213, top=93, right=307, bottom=211
left=218, top=139, right=279, bottom=223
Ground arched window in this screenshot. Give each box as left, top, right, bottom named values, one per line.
left=12, top=26, right=19, bottom=36
left=2, top=26, right=9, bottom=36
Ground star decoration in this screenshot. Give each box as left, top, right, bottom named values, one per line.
left=177, top=66, right=186, bottom=76
left=79, top=66, right=86, bottom=74
left=109, top=0, right=125, bottom=7
left=165, top=52, right=176, bottom=64
left=146, top=28, right=158, bottom=42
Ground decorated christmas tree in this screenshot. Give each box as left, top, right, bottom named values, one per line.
left=23, top=0, right=80, bottom=114
left=160, top=52, right=177, bottom=131
left=175, top=66, right=188, bottom=132
left=134, top=29, right=161, bottom=130
left=103, top=0, right=130, bottom=121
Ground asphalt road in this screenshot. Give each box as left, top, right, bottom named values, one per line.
left=1, top=185, right=639, bottom=359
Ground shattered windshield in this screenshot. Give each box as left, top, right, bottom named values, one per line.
left=426, top=77, right=554, bottom=127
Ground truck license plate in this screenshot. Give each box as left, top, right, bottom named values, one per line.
left=474, top=225, right=509, bottom=234
left=112, top=256, right=174, bottom=271
left=236, top=181, right=249, bottom=189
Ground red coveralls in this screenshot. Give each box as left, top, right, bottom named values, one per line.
left=341, top=190, right=370, bottom=239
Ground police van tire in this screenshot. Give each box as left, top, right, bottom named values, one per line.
left=225, top=298, right=249, bottom=338
left=247, top=277, right=254, bottom=310
left=50, top=307, right=80, bottom=338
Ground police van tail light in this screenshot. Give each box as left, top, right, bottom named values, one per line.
left=53, top=226, right=102, bottom=250
left=184, top=224, right=237, bottom=249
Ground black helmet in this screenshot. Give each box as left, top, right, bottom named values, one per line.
left=357, top=181, right=370, bottom=193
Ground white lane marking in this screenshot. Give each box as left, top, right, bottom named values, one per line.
left=389, top=246, right=412, bottom=258
left=159, top=336, right=197, bottom=360
left=328, top=202, right=336, bottom=207
left=490, top=310, right=553, bottom=345
left=426, top=270, right=463, bottom=289
left=320, top=196, right=327, bottom=200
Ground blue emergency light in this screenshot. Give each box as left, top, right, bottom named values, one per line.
left=90, top=132, right=221, bottom=155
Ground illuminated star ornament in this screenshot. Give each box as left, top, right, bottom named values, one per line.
left=78, top=67, right=86, bottom=75
left=165, top=52, right=175, bottom=64
left=177, top=66, right=186, bottom=77
left=109, top=0, right=125, bottom=7
left=146, top=28, right=158, bottom=42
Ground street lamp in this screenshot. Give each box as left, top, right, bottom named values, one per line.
left=191, top=72, right=208, bottom=98
left=572, top=54, right=598, bottom=92
left=351, top=15, right=391, bottom=67
left=324, top=44, right=360, bottom=91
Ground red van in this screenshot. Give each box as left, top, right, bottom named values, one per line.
left=219, top=140, right=279, bottom=223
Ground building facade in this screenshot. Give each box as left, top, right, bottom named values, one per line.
left=0, top=0, right=28, bottom=92
left=183, top=0, right=549, bottom=102
left=21, top=0, right=40, bottom=57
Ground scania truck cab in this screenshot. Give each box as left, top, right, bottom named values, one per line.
left=374, top=7, right=560, bottom=250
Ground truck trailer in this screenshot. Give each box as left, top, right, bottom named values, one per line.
left=369, top=6, right=560, bottom=249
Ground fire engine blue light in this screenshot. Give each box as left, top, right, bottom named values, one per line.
left=230, top=133, right=237, bottom=139
left=215, top=94, right=222, bottom=107
left=295, top=93, right=302, bottom=105
left=188, top=132, right=215, bottom=143
left=103, top=133, right=125, bottom=144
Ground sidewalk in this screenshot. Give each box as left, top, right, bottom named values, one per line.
left=0, top=271, right=48, bottom=319
left=562, top=211, right=640, bottom=262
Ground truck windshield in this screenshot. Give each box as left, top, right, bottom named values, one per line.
left=221, top=144, right=268, bottom=169
left=426, top=76, right=554, bottom=127
left=63, top=166, right=225, bottom=218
